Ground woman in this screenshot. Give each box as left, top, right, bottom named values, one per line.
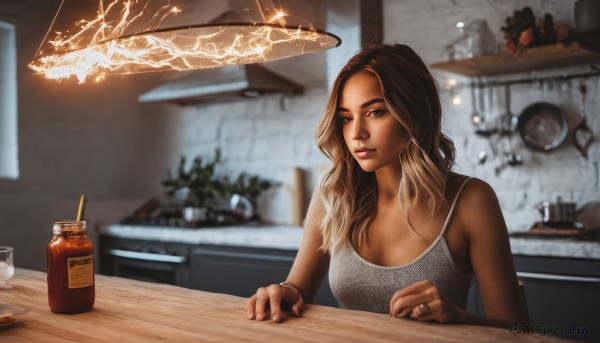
left=246, top=44, right=529, bottom=327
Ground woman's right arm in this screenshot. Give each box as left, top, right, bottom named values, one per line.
left=246, top=184, right=330, bottom=323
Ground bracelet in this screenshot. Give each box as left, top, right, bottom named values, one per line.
left=279, top=281, right=304, bottom=301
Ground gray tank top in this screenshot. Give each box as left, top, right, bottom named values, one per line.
left=329, top=178, right=473, bottom=314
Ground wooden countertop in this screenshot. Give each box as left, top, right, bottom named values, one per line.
left=1, top=268, right=568, bottom=342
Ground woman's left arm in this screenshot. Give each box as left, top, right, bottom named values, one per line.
left=389, top=179, right=529, bottom=327
left=455, top=179, right=529, bottom=327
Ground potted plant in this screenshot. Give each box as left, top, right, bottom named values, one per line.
left=161, top=150, right=225, bottom=224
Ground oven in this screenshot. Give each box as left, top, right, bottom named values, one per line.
left=99, top=236, right=191, bottom=288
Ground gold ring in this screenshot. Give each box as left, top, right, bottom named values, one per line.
left=419, top=303, right=430, bottom=316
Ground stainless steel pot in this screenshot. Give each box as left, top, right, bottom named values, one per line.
left=537, top=199, right=577, bottom=225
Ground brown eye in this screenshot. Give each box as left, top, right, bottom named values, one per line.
left=367, top=109, right=386, bottom=117
left=338, top=115, right=352, bottom=123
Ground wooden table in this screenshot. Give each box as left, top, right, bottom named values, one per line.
left=1, top=268, right=568, bottom=342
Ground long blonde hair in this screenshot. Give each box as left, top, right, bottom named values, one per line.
left=316, top=44, right=455, bottom=253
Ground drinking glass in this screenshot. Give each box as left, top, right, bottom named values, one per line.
left=0, top=247, right=15, bottom=290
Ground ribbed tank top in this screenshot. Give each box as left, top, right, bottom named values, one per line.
left=329, top=178, right=473, bottom=314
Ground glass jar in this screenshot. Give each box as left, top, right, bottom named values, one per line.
left=447, top=19, right=497, bottom=60
left=47, top=220, right=95, bottom=313
left=464, top=19, right=497, bottom=58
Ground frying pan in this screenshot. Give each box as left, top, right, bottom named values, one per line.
left=517, top=102, right=568, bottom=152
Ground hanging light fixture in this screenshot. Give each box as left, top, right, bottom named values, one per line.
left=28, top=0, right=341, bottom=83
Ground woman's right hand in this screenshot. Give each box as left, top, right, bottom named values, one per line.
left=246, top=283, right=305, bottom=323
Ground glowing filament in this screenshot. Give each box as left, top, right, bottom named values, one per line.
left=28, top=1, right=339, bottom=83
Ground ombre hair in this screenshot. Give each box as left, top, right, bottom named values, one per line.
left=315, top=44, right=455, bottom=253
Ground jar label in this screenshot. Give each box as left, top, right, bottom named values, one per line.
left=67, top=255, right=94, bottom=288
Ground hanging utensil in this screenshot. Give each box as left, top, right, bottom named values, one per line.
left=471, top=83, right=489, bottom=165
left=475, top=84, right=497, bottom=136
left=517, top=102, right=568, bottom=152
left=507, top=85, right=519, bottom=133
left=500, top=84, right=522, bottom=165
left=477, top=150, right=487, bottom=164
left=478, top=82, right=486, bottom=123
left=500, top=84, right=519, bottom=135
left=507, top=134, right=524, bottom=166
left=572, top=82, right=594, bottom=159
left=475, top=84, right=496, bottom=138
left=488, top=84, right=495, bottom=125
left=470, top=83, right=483, bottom=127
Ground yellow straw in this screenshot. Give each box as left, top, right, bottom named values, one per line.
left=76, top=194, right=86, bottom=221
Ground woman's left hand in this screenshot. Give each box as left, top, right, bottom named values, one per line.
left=389, top=280, right=459, bottom=323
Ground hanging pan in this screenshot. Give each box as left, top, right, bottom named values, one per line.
left=517, top=102, right=568, bottom=152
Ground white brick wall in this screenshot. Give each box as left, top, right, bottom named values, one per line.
left=176, top=90, right=328, bottom=224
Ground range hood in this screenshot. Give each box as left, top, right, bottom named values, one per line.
left=136, top=7, right=323, bottom=105
left=138, top=0, right=381, bottom=105
left=138, top=63, right=304, bottom=104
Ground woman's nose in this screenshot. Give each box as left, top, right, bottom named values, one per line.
left=350, top=120, right=368, bottom=140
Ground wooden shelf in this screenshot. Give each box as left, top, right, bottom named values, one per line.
left=430, top=42, right=600, bottom=77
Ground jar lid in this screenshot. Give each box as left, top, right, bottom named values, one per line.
left=52, top=220, right=87, bottom=235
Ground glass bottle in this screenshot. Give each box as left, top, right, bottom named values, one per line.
left=47, top=220, right=95, bottom=313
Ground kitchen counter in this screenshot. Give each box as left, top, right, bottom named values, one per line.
left=509, top=236, right=600, bottom=259
left=98, top=224, right=600, bottom=259
left=1, top=268, right=569, bottom=342
left=98, top=224, right=304, bottom=250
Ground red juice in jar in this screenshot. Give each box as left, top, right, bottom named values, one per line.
left=47, top=220, right=95, bottom=313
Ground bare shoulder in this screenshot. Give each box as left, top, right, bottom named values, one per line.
left=451, top=175, right=506, bottom=238
left=457, top=177, right=498, bottom=205
left=446, top=173, right=496, bottom=202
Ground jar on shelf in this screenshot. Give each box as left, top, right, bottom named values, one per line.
left=447, top=19, right=497, bottom=60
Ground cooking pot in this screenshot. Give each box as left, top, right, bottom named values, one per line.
left=537, top=198, right=577, bottom=226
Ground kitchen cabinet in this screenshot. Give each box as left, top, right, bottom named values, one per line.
left=98, top=235, right=338, bottom=307
left=191, top=245, right=338, bottom=307
left=99, top=237, right=192, bottom=288
left=515, top=255, right=600, bottom=342
left=430, top=43, right=600, bottom=77
left=467, top=255, right=600, bottom=342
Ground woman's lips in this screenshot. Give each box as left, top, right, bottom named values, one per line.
left=354, top=147, right=376, bottom=159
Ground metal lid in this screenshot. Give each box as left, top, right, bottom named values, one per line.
left=52, top=220, right=87, bottom=235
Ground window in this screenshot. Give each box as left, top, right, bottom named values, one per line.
left=0, top=20, right=18, bottom=179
